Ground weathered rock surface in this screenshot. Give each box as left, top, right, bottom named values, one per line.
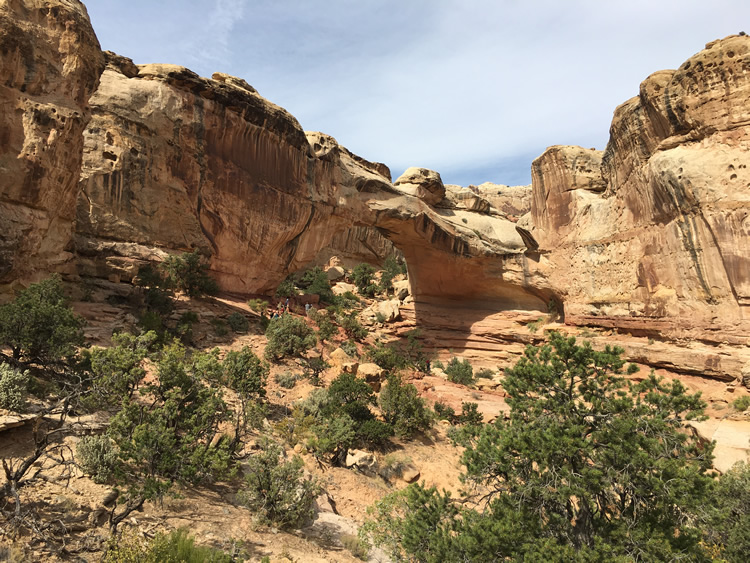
left=531, top=35, right=750, bottom=345
left=394, top=167, right=445, bottom=205
left=473, top=183, right=532, bottom=218
left=310, top=225, right=400, bottom=269
left=76, top=56, right=366, bottom=293
left=0, top=0, right=103, bottom=284
left=1, top=3, right=748, bottom=380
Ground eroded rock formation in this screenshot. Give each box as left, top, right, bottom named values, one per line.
left=531, top=35, right=750, bottom=344
left=0, top=0, right=103, bottom=285
left=1, top=1, right=748, bottom=375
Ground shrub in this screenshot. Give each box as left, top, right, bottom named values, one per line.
left=0, top=363, right=29, bottom=412
left=433, top=401, right=456, bottom=422
left=326, top=372, right=377, bottom=422
left=340, top=291, right=360, bottom=306
left=211, top=318, right=229, bottom=337
left=191, top=347, right=225, bottom=384
left=239, top=438, right=321, bottom=528
left=144, top=286, right=175, bottom=315
left=161, top=250, right=218, bottom=298
left=308, top=373, right=392, bottom=463
left=106, top=341, right=232, bottom=529
left=457, top=402, right=483, bottom=426
left=138, top=310, right=167, bottom=340
left=357, top=418, right=394, bottom=447
left=341, top=340, right=359, bottom=358
left=224, top=346, right=268, bottom=400
left=316, top=315, right=338, bottom=342
left=309, top=414, right=357, bottom=466
left=86, top=331, right=156, bottom=408
left=702, top=461, right=750, bottom=561
left=227, top=312, right=249, bottom=333
left=303, top=356, right=329, bottom=386
left=275, top=276, right=297, bottom=298
left=338, top=312, right=368, bottom=341
left=275, top=371, right=297, bottom=389
left=526, top=317, right=545, bottom=333
left=364, top=332, right=714, bottom=560
left=379, top=375, right=432, bottom=438
left=264, top=314, right=317, bottom=360
left=76, top=435, right=118, bottom=483
left=379, top=256, right=405, bottom=294
left=341, top=533, right=369, bottom=560
left=247, top=299, right=269, bottom=315
left=104, top=528, right=232, bottom=563
left=733, top=395, right=750, bottom=412
left=352, top=263, right=377, bottom=296
left=444, top=357, right=474, bottom=385
left=475, top=368, right=495, bottom=379
left=366, top=341, right=408, bottom=373
left=175, top=311, right=198, bottom=343
left=0, top=275, right=85, bottom=364
left=298, top=388, right=332, bottom=418
left=299, top=267, right=334, bottom=303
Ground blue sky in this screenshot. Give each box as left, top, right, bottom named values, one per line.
left=85, top=0, right=749, bottom=186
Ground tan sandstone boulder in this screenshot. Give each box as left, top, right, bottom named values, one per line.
left=394, top=167, right=446, bottom=206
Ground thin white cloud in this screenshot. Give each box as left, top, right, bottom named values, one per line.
left=185, top=0, right=248, bottom=67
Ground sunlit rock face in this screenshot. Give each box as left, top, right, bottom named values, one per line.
left=75, top=61, right=538, bottom=306
left=2, top=0, right=747, bottom=354
left=531, top=35, right=750, bottom=343
left=76, top=56, right=362, bottom=293
left=0, top=0, right=103, bottom=284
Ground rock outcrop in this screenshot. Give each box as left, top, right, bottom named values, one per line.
left=76, top=56, right=374, bottom=293
left=0, top=0, right=103, bottom=285
left=531, top=35, right=750, bottom=344
left=0, top=1, right=747, bottom=373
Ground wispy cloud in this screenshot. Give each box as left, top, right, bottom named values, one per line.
left=185, top=0, right=248, bottom=67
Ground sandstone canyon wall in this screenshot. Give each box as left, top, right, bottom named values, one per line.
left=531, top=36, right=750, bottom=344
left=0, top=0, right=102, bottom=286
left=1, top=1, right=748, bottom=368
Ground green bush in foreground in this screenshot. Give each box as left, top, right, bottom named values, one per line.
left=239, top=438, right=321, bottom=529
left=702, top=461, right=750, bottom=562
left=0, top=363, right=29, bottom=412
left=363, top=332, right=715, bottom=561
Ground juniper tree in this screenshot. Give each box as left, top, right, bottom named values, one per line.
left=363, top=332, right=715, bottom=561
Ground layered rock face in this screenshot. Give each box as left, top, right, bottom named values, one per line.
left=531, top=35, right=750, bottom=343
left=1, top=1, right=747, bottom=370
left=76, top=55, right=373, bottom=293
left=0, top=0, right=103, bottom=284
